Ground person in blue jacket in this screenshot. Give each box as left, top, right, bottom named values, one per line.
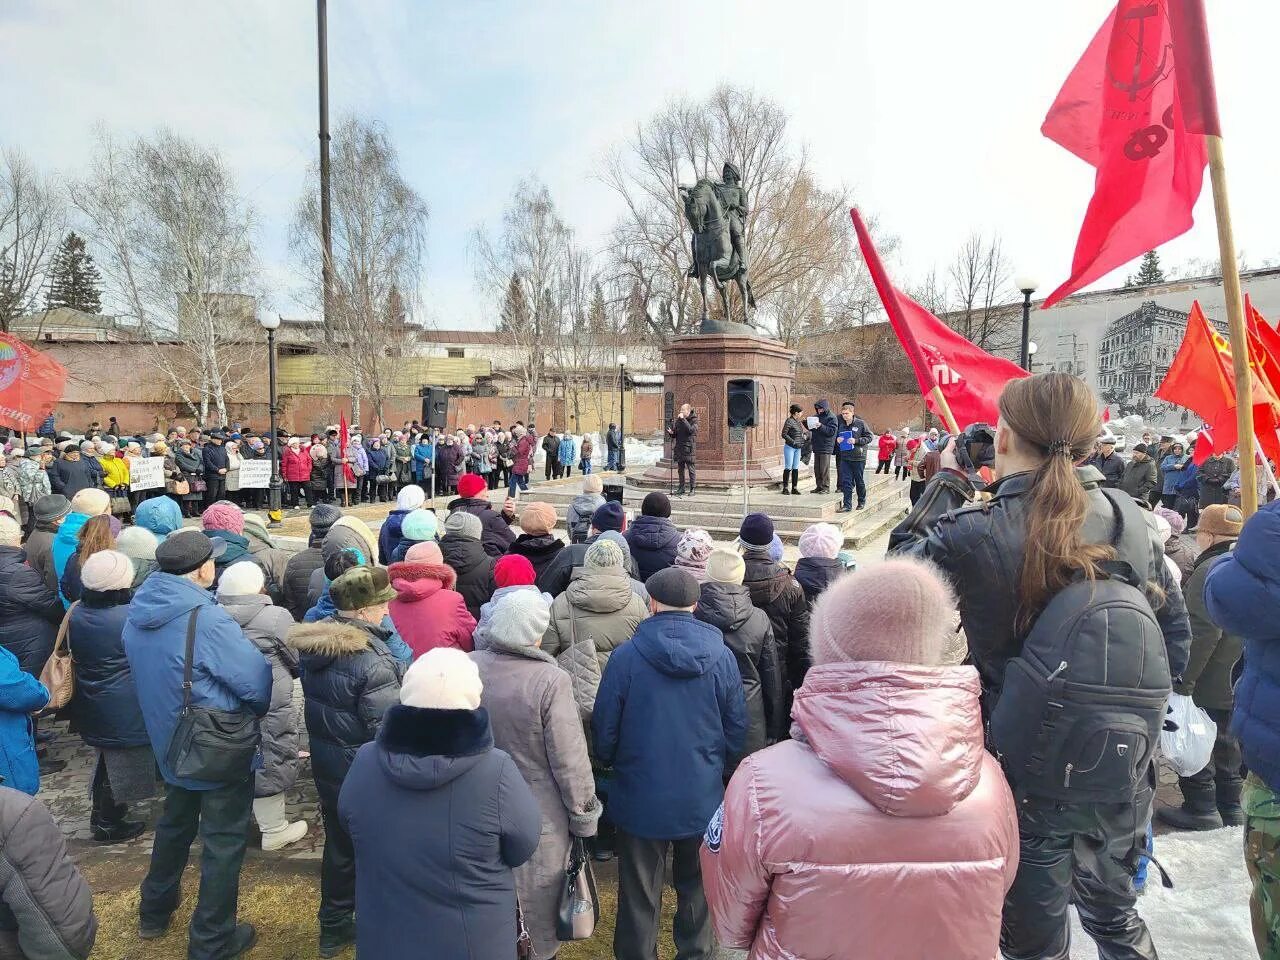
left=123, top=529, right=271, bottom=960
left=412, top=433, right=435, bottom=487
left=1160, top=441, right=1190, bottom=509
left=558, top=432, right=578, bottom=479
left=593, top=567, right=746, bottom=960
left=133, top=495, right=183, bottom=540
left=833, top=400, right=874, bottom=513
left=809, top=399, right=838, bottom=495
left=1203, top=499, right=1280, bottom=958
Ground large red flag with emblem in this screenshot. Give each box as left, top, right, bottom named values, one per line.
left=1156, top=302, right=1280, bottom=463
left=851, top=209, right=1030, bottom=428
left=1042, top=0, right=1213, bottom=307
left=0, top=333, right=67, bottom=432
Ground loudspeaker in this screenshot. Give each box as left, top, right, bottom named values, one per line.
left=419, top=386, right=449, bottom=429
left=726, top=379, right=758, bottom=428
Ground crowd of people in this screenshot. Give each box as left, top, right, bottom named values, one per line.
left=0, top=372, right=1274, bottom=960
left=0, top=418, right=628, bottom=529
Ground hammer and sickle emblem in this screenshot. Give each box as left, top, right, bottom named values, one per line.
left=1108, top=3, right=1172, bottom=102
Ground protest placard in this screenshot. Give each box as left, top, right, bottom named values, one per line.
left=237, top=460, right=272, bottom=489
left=128, top=457, right=166, bottom=491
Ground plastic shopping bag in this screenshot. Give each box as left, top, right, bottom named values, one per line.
left=1160, top=693, right=1217, bottom=777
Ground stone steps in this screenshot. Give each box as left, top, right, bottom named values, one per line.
left=520, top=470, right=910, bottom=546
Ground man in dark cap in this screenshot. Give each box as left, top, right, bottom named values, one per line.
left=283, top=504, right=344, bottom=621
left=593, top=566, right=746, bottom=960
left=201, top=430, right=230, bottom=510
left=123, top=529, right=270, bottom=960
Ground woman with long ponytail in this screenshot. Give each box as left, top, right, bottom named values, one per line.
left=889, top=372, right=1190, bottom=960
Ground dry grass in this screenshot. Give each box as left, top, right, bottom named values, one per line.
left=84, top=858, right=675, bottom=960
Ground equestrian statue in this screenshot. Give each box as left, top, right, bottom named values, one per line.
left=679, top=162, right=761, bottom=336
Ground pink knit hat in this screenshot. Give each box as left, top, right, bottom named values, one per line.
left=202, top=501, right=245, bottom=536
left=1154, top=505, right=1186, bottom=537
left=811, top=557, right=956, bottom=667
left=405, top=541, right=444, bottom=565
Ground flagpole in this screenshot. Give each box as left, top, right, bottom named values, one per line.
left=930, top=386, right=960, bottom=436
left=1256, top=433, right=1280, bottom=500
left=1206, top=135, right=1259, bottom=516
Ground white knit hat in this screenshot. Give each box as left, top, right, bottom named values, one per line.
left=400, top=648, right=483, bottom=710
left=70, top=488, right=111, bottom=517
left=0, top=516, right=21, bottom=548
left=81, top=549, right=135, bottom=592
left=216, top=560, right=265, bottom=598
left=489, top=589, right=552, bottom=648
left=396, top=484, right=426, bottom=511
left=798, top=522, right=844, bottom=560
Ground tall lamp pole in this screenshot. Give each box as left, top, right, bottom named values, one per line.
left=1016, top=275, right=1039, bottom=372
left=617, top=355, right=628, bottom=474
left=259, top=311, right=284, bottom=527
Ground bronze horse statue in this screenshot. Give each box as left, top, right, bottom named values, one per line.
left=679, top=179, right=759, bottom=335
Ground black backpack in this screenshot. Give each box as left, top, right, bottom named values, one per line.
left=989, top=490, right=1171, bottom=804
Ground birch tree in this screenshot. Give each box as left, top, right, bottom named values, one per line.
left=0, top=150, right=63, bottom=333
left=70, top=129, right=262, bottom=424
left=291, top=115, right=429, bottom=430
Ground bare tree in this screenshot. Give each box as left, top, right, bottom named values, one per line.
left=473, top=178, right=573, bottom=423
left=945, top=231, right=1017, bottom=352
left=0, top=150, right=63, bottom=333
left=602, top=84, right=893, bottom=344
left=70, top=128, right=263, bottom=424
left=292, top=115, right=429, bottom=430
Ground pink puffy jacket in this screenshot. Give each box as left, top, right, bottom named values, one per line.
left=701, top=661, right=1019, bottom=960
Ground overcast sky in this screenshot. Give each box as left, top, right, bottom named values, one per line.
left=3, top=0, right=1278, bottom=329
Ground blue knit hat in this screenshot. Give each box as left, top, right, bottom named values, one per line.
left=591, top=500, right=625, bottom=533
left=739, top=512, right=774, bottom=547
left=402, top=508, right=439, bottom=542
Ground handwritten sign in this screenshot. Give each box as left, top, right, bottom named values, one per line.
left=128, top=457, right=166, bottom=491
left=237, top=460, right=272, bottom=489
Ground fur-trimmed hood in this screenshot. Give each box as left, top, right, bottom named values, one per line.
left=376, top=704, right=495, bottom=791
left=289, top=618, right=382, bottom=659
left=388, top=559, right=457, bottom=592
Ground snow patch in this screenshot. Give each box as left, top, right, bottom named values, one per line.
left=1068, top=825, right=1252, bottom=960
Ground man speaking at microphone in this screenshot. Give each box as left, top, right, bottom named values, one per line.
left=668, top=404, right=699, bottom=497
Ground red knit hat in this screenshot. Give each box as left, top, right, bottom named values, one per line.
left=457, top=473, right=487, bottom=499
left=494, top=554, right=536, bottom=588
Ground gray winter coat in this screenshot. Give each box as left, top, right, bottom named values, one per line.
left=566, top=493, right=605, bottom=544
left=472, top=643, right=600, bottom=960
left=219, top=595, right=301, bottom=798
left=23, top=525, right=59, bottom=595
left=0, top=786, right=96, bottom=960
left=543, top=566, right=648, bottom=670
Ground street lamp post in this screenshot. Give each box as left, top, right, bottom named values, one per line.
left=1027, top=340, right=1039, bottom=373
left=1016, top=275, right=1039, bottom=372
left=259, top=311, right=284, bottom=527
left=617, top=355, right=628, bottom=473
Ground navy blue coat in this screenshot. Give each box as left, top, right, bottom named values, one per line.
left=290, top=617, right=403, bottom=806
left=366, top=445, right=390, bottom=476
left=338, top=705, right=540, bottom=960
left=122, top=572, right=272, bottom=790
left=0, top=546, right=63, bottom=677
left=810, top=400, right=838, bottom=455
left=47, top=457, right=100, bottom=499
left=378, top=509, right=410, bottom=566
left=201, top=441, right=229, bottom=478
left=67, top=589, right=149, bottom=750
left=624, top=515, right=680, bottom=581
left=592, top=611, right=747, bottom=840
left=1204, top=501, right=1280, bottom=792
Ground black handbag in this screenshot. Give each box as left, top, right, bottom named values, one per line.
left=165, top=609, right=260, bottom=782
left=555, top=837, right=600, bottom=941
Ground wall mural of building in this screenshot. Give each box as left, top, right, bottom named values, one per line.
left=1026, top=267, right=1280, bottom=429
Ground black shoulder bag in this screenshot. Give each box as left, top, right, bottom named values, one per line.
left=165, top=608, right=261, bottom=782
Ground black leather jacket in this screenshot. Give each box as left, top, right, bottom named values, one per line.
left=889, top=468, right=1191, bottom=704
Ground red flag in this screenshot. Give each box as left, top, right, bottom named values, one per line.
left=1246, top=295, right=1280, bottom=398
left=1167, top=0, right=1222, bottom=136
left=0, top=334, right=68, bottom=432
left=1042, top=1, right=1209, bottom=307
left=1156, top=302, right=1280, bottom=463
left=851, top=208, right=1029, bottom=429
left=1102, top=407, right=1111, bottom=423
left=338, top=412, right=355, bottom=485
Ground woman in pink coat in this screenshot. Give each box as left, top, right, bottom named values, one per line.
left=701, top=557, right=1019, bottom=960
left=387, top=541, right=477, bottom=659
